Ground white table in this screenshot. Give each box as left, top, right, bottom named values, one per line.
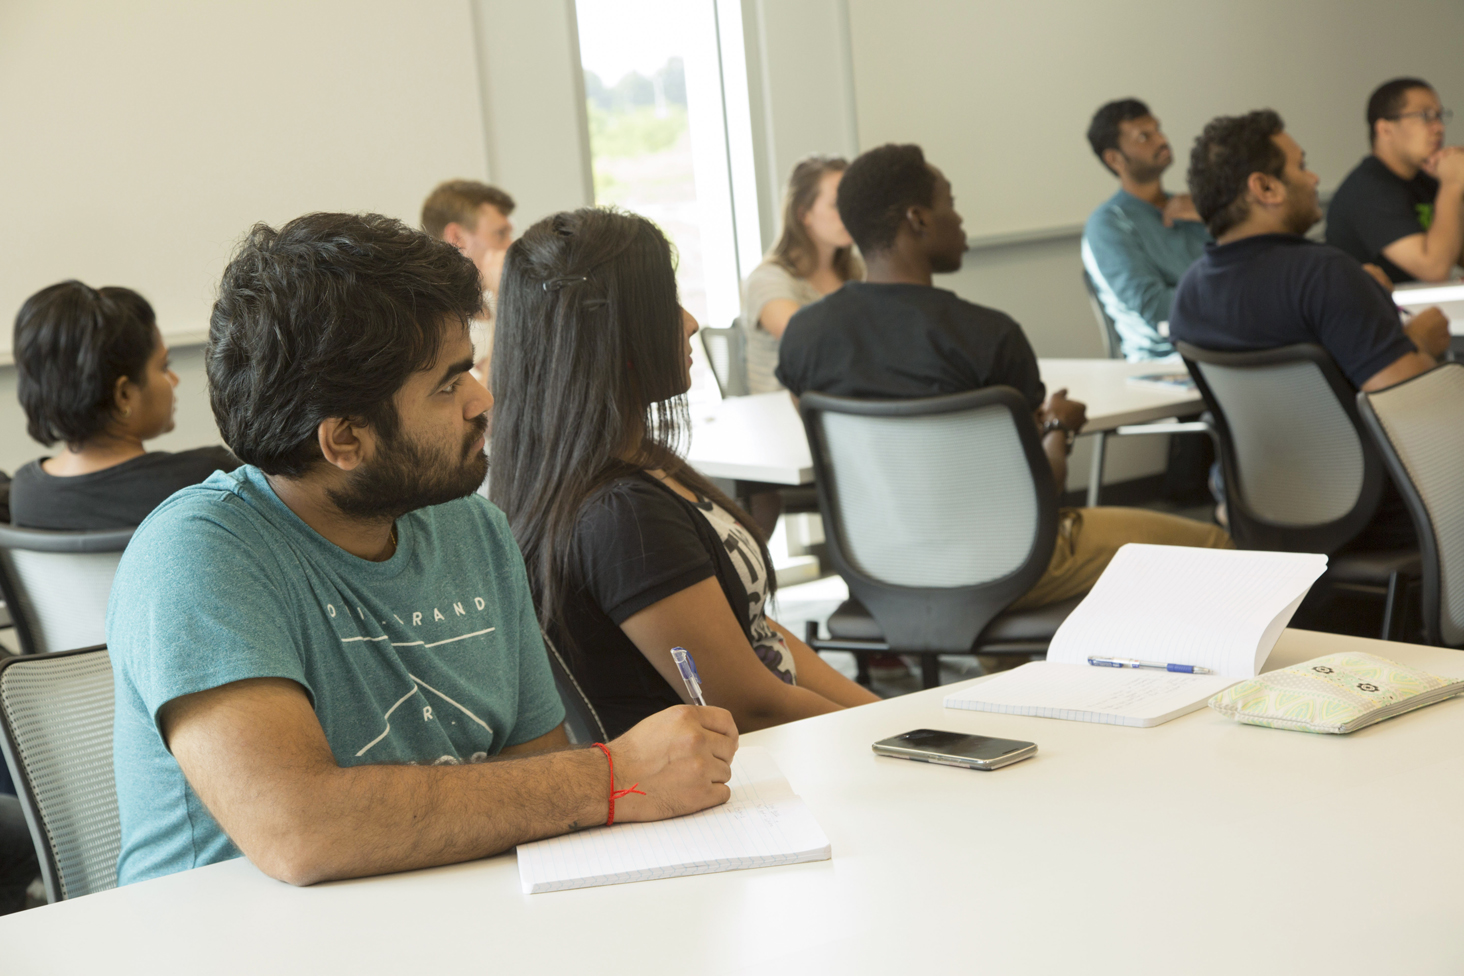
left=1395, top=280, right=1464, bottom=333
left=687, top=359, right=1204, bottom=508
left=687, top=391, right=815, bottom=485
left=5, top=628, right=1461, bottom=974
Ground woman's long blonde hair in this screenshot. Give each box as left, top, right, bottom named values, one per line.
left=768, top=156, right=864, bottom=282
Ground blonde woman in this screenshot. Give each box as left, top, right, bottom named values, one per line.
left=741, top=156, right=863, bottom=394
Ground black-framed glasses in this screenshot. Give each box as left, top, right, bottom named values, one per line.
left=1389, top=108, right=1453, bottom=125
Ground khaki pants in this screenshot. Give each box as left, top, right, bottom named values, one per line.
left=1007, top=507, right=1234, bottom=611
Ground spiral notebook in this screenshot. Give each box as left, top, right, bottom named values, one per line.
left=515, top=747, right=830, bottom=893
left=944, top=545, right=1329, bottom=727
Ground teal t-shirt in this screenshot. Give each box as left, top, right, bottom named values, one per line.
left=108, top=466, right=565, bottom=886
left=1082, top=188, right=1211, bottom=361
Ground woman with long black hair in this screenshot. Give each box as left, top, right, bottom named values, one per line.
left=490, top=208, right=878, bottom=737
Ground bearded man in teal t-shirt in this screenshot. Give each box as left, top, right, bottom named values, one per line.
left=108, top=213, right=737, bottom=887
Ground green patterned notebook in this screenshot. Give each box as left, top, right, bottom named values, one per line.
left=1208, top=652, right=1464, bottom=734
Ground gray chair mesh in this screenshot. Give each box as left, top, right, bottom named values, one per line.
left=0, top=549, right=123, bottom=654
left=1196, top=360, right=1364, bottom=525
left=0, top=649, right=119, bottom=899
left=1364, top=366, right=1464, bottom=645
left=699, top=324, right=748, bottom=397
left=818, top=405, right=1038, bottom=588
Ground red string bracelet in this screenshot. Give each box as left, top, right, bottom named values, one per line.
left=593, top=742, right=645, bottom=826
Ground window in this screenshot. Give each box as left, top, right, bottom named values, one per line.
left=574, top=0, right=760, bottom=401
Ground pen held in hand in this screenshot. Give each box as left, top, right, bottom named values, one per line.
left=670, top=646, right=707, bottom=705
left=1087, top=656, right=1215, bottom=675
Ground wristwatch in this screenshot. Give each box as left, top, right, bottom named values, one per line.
left=1041, top=417, right=1078, bottom=454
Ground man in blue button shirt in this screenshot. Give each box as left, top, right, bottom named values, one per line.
left=1082, top=99, right=1211, bottom=361
left=108, top=213, right=737, bottom=887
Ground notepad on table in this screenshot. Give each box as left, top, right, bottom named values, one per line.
left=515, top=746, right=830, bottom=894
left=944, top=544, right=1328, bottom=727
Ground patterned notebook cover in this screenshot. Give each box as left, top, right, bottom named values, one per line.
left=1208, top=652, right=1464, bottom=734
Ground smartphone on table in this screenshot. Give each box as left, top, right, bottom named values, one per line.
left=872, top=729, right=1037, bottom=771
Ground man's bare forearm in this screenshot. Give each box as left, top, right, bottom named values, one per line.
left=166, top=678, right=736, bottom=887
left=1426, top=183, right=1464, bottom=279
left=234, top=745, right=609, bottom=886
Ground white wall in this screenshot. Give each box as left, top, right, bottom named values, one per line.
left=471, top=0, right=595, bottom=226
left=0, top=0, right=491, bottom=355
left=742, top=0, right=861, bottom=252
left=845, top=0, right=1464, bottom=240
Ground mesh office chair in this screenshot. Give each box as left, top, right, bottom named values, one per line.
left=798, top=388, right=1082, bottom=689
left=1358, top=363, right=1464, bottom=646
left=541, top=631, right=607, bottom=744
left=0, top=645, right=118, bottom=902
left=701, top=319, right=819, bottom=527
left=1178, top=341, right=1419, bottom=637
left=699, top=320, right=749, bottom=398
left=1081, top=269, right=1124, bottom=360
left=0, top=525, right=133, bottom=655
left=1077, top=270, right=1212, bottom=506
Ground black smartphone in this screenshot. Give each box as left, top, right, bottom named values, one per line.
left=872, top=728, right=1037, bottom=771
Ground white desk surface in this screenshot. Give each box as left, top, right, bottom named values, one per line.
left=686, top=358, right=1201, bottom=485
left=1394, top=280, right=1464, bottom=335
left=6, top=628, right=1462, bottom=975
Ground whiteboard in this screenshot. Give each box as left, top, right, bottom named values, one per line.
left=0, top=0, right=489, bottom=359
left=847, top=0, right=1464, bottom=242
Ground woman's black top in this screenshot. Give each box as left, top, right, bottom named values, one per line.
left=9, top=446, right=241, bottom=530
left=553, top=473, right=794, bottom=738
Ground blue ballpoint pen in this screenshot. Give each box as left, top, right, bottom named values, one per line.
left=670, top=646, right=707, bottom=705
left=1087, top=656, right=1215, bottom=675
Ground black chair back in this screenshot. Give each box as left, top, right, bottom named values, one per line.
left=0, top=645, right=118, bottom=902
left=1358, top=363, right=1464, bottom=646
left=1177, top=342, right=1386, bottom=554
left=799, top=388, right=1059, bottom=653
left=0, top=525, right=134, bottom=655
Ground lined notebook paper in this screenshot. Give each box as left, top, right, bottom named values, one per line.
left=945, top=545, right=1328, bottom=727
left=947, top=661, right=1236, bottom=726
left=515, top=747, right=830, bottom=894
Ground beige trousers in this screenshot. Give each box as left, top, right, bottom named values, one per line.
left=1007, top=507, right=1234, bottom=611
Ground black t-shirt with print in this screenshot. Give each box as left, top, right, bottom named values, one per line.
left=554, top=473, right=787, bottom=739
left=775, top=282, right=1046, bottom=408
left=1326, top=155, right=1440, bottom=284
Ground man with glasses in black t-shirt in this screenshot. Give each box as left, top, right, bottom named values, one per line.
left=1327, top=78, right=1464, bottom=284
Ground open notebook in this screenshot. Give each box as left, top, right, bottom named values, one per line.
left=515, top=747, right=830, bottom=894
left=944, top=544, right=1329, bottom=727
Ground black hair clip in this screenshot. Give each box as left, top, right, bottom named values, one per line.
left=542, top=275, right=589, bottom=292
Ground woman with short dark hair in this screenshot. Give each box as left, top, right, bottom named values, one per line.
left=491, top=208, right=878, bottom=738
left=10, top=280, right=237, bottom=529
